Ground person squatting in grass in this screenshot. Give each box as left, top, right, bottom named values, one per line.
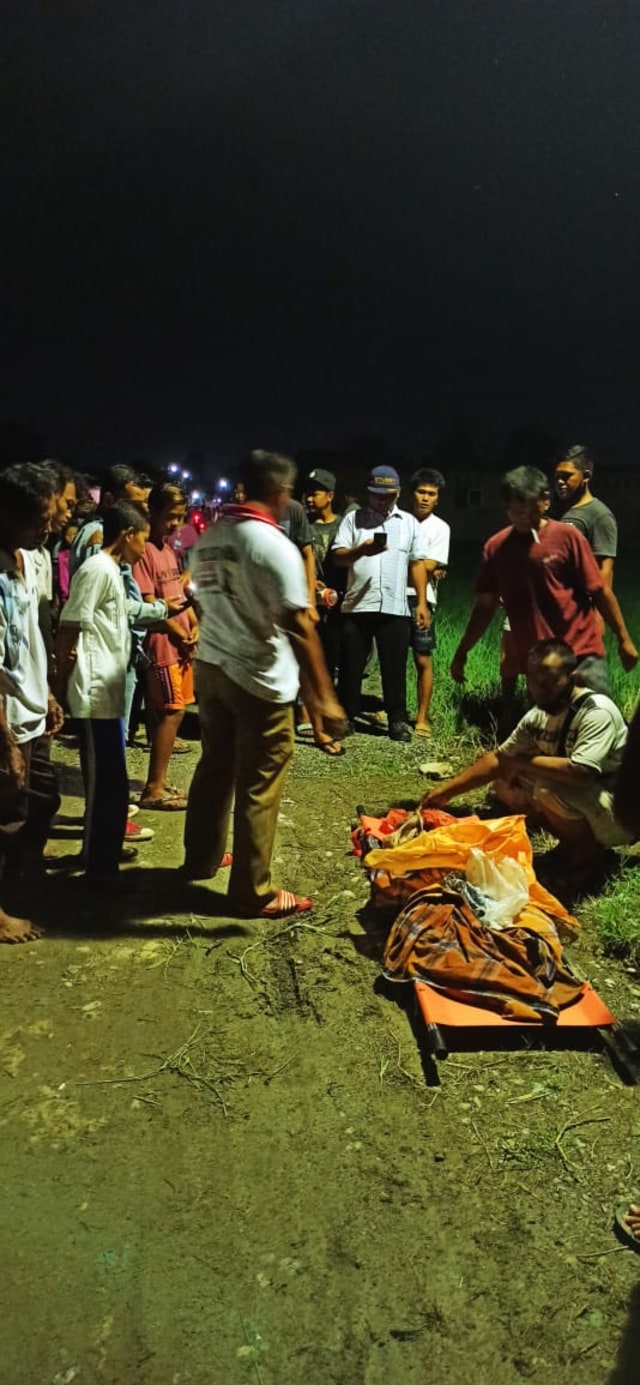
left=331, top=465, right=430, bottom=743
left=56, top=502, right=151, bottom=892
left=422, top=639, right=634, bottom=892
left=181, top=449, right=348, bottom=919
left=0, top=464, right=64, bottom=943
left=451, top=465, right=638, bottom=698
left=408, top=466, right=450, bottom=738
left=133, top=482, right=200, bottom=811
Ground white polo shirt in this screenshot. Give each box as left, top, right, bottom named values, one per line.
left=332, top=505, right=429, bottom=616
left=405, top=512, right=451, bottom=605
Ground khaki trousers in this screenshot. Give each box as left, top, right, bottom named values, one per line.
left=184, top=661, right=294, bottom=910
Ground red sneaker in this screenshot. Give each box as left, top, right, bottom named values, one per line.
left=125, top=820, right=154, bottom=842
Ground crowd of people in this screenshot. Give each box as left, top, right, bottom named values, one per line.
left=0, top=444, right=639, bottom=944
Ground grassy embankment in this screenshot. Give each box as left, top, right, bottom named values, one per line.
left=406, top=545, right=640, bottom=962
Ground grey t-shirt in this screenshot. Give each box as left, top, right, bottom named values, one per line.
left=499, top=688, right=627, bottom=787
left=561, top=497, right=617, bottom=559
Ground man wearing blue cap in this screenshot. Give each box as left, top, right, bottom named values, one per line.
left=331, top=466, right=430, bottom=742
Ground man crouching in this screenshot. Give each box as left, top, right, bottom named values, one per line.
left=421, top=639, right=634, bottom=890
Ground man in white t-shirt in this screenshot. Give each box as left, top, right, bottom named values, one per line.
left=408, top=467, right=450, bottom=737
left=331, top=465, right=430, bottom=742
left=0, top=464, right=63, bottom=942
left=182, top=450, right=347, bottom=917
left=421, top=639, right=634, bottom=892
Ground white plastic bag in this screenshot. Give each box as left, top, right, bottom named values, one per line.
left=465, top=847, right=529, bottom=930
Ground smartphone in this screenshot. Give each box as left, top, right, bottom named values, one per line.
left=370, top=531, right=387, bottom=551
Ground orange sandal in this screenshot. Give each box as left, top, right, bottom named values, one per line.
left=237, top=889, right=313, bottom=919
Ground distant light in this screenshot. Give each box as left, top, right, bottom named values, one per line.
left=168, top=463, right=178, bottom=474
left=182, top=469, right=191, bottom=480
left=191, top=490, right=201, bottom=502
left=218, top=478, right=229, bottom=490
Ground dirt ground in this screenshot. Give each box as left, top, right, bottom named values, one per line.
left=2, top=721, right=640, bottom=1385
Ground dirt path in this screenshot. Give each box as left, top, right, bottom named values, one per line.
left=1, top=734, right=639, bottom=1383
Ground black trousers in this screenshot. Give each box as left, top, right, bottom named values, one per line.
left=338, top=612, right=410, bottom=724
left=317, top=607, right=342, bottom=683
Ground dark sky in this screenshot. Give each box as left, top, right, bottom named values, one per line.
left=2, top=0, right=640, bottom=465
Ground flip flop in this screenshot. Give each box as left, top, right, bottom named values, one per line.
left=614, top=1203, right=640, bottom=1252
left=179, top=851, right=233, bottom=879
left=314, top=738, right=346, bottom=757
left=170, top=741, right=195, bottom=755
left=238, top=889, right=313, bottom=919
left=139, top=793, right=188, bottom=811
left=414, top=724, right=433, bottom=738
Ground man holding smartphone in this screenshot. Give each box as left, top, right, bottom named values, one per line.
left=331, top=465, right=430, bottom=742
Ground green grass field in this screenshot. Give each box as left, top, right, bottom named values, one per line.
left=414, top=544, right=640, bottom=962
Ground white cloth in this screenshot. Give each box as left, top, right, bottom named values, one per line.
left=192, top=516, right=309, bottom=703
left=0, top=548, right=49, bottom=743
left=60, top=551, right=131, bottom=718
left=406, top=512, right=451, bottom=605
left=31, top=545, right=53, bottom=602
left=332, top=505, right=429, bottom=615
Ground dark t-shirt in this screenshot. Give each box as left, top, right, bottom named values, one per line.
left=561, top=497, right=618, bottom=559
left=281, top=500, right=312, bottom=551
left=310, top=514, right=345, bottom=594
left=476, top=518, right=605, bottom=672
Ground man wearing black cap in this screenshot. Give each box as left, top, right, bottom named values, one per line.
left=304, top=469, right=344, bottom=731
left=331, top=466, right=430, bottom=742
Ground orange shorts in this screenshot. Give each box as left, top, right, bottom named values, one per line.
left=145, top=662, right=195, bottom=714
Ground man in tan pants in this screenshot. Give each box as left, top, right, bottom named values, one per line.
left=182, top=450, right=347, bottom=918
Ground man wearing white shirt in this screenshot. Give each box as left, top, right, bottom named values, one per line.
left=0, top=465, right=62, bottom=941
left=331, top=465, right=430, bottom=742
left=182, top=450, right=347, bottom=917
left=408, top=467, right=451, bottom=737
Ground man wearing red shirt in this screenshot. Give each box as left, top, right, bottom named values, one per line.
left=451, top=467, right=637, bottom=692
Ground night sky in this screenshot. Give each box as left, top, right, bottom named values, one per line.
left=2, top=0, right=640, bottom=466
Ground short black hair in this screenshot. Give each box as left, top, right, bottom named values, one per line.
left=147, top=480, right=186, bottom=512
left=0, top=462, right=56, bottom=519
left=410, top=466, right=446, bottom=491
left=102, top=464, right=141, bottom=499
left=42, top=459, right=77, bottom=493
left=527, top=639, right=577, bottom=675
left=501, top=466, right=550, bottom=503
left=238, top=449, right=296, bottom=502
left=559, top=444, right=594, bottom=479
left=102, top=501, right=149, bottom=546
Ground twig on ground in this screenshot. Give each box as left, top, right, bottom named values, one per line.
left=568, top=1339, right=599, bottom=1364
left=554, top=1114, right=610, bottom=1181
left=574, top=1247, right=627, bottom=1259
left=70, top=1025, right=293, bottom=1114
left=471, top=1118, right=495, bottom=1172
left=231, top=920, right=327, bottom=983
left=71, top=1024, right=228, bottom=1111
left=378, top=1052, right=391, bottom=1092
left=262, top=1053, right=298, bottom=1085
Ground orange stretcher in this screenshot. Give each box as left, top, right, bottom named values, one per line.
left=414, top=978, right=616, bottom=1061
